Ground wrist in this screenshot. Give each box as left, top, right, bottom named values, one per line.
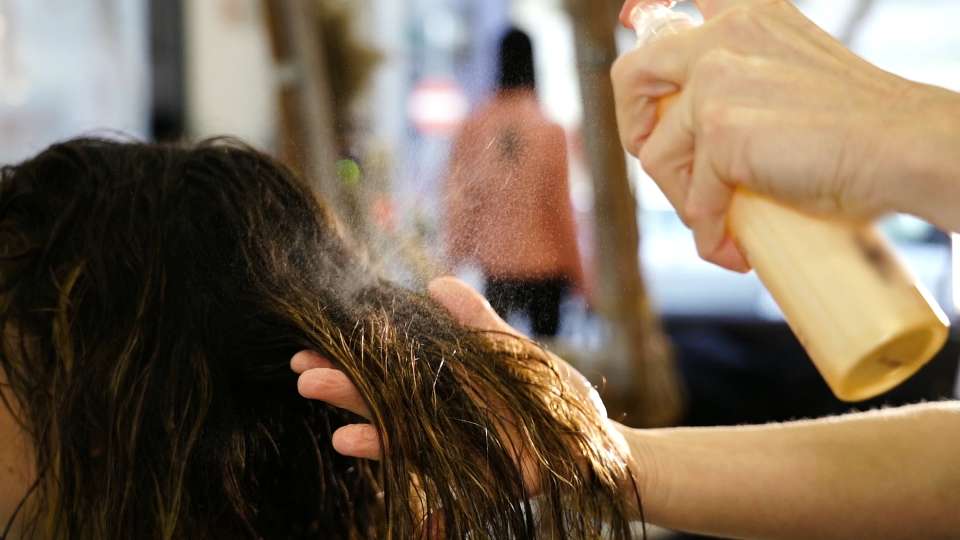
left=611, top=422, right=667, bottom=522
left=884, top=82, right=960, bottom=232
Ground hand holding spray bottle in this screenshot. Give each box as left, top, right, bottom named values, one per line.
left=628, top=0, right=950, bottom=401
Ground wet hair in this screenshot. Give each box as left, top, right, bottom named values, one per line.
left=0, top=138, right=637, bottom=539
left=497, top=28, right=536, bottom=91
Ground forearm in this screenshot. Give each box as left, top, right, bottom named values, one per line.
left=618, top=402, right=960, bottom=539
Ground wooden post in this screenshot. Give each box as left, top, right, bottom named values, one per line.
left=566, top=0, right=684, bottom=427
left=262, top=0, right=340, bottom=204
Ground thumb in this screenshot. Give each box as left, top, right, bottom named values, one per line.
left=427, top=277, right=520, bottom=337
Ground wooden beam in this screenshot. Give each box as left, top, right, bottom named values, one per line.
left=566, top=0, right=684, bottom=427
left=262, top=0, right=340, bottom=204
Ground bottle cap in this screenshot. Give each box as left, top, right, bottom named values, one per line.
left=630, top=2, right=696, bottom=46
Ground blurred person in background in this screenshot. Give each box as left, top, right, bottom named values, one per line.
left=443, top=28, right=585, bottom=339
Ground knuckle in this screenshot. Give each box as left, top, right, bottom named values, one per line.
left=610, top=47, right=648, bottom=87
left=610, top=55, right=628, bottom=84
left=692, top=227, right=720, bottom=259
left=684, top=198, right=708, bottom=225
left=619, top=122, right=640, bottom=157
left=718, top=5, right=758, bottom=34
left=637, top=144, right=663, bottom=178
left=612, top=40, right=671, bottom=87
left=698, top=99, right=732, bottom=141
left=639, top=159, right=660, bottom=182
left=694, top=238, right=709, bottom=259
left=728, top=148, right=753, bottom=188
left=695, top=49, right=739, bottom=81
left=696, top=242, right=717, bottom=263
left=685, top=188, right=716, bottom=227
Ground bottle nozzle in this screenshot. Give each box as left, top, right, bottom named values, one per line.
left=621, top=0, right=678, bottom=28
left=629, top=1, right=696, bottom=47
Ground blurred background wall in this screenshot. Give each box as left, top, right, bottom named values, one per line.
left=0, top=0, right=149, bottom=163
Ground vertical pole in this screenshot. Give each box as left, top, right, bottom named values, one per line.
left=262, top=0, right=340, bottom=204
left=566, top=0, right=683, bottom=427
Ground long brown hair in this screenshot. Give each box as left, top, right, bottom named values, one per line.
left=0, top=138, right=637, bottom=539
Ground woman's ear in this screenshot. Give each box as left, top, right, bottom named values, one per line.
left=427, top=277, right=521, bottom=338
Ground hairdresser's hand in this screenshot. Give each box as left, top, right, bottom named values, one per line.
left=291, top=277, right=621, bottom=491
left=613, top=0, right=960, bottom=270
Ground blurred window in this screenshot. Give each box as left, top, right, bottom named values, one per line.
left=0, top=0, right=149, bottom=164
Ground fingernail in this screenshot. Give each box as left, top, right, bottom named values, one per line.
left=335, top=425, right=378, bottom=453
left=290, top=350, right=330, bottom=373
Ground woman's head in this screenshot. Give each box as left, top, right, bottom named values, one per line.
left=0, top=138, right=635, bottom=539
left=497, top=28, right=536, bottom=91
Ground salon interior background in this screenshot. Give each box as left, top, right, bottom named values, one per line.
left=1, top=0, right=959, bottom=428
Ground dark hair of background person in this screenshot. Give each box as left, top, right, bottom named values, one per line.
left=497, top=27, right=536, bottom=91
left=0, top=138, right=638, bottom=539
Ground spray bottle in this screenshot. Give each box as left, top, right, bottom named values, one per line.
left=629, top=0, right=950, bottom=401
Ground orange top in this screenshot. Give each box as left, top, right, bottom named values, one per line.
left=443, top=91, right=584, bottom=288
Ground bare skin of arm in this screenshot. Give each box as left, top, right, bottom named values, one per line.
left=620, top=403, right=960, bottom=539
